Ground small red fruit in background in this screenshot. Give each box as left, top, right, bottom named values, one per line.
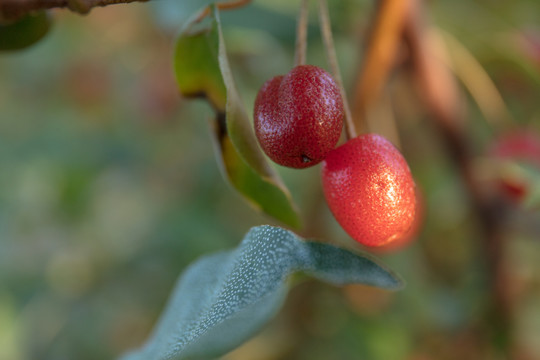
left=321, top=134, right=417, bottom=247
left=488, top=131, right=540, bottom=201
left=254, top=65, right=344, bottom=168
left=489, top=131, right=540, bottom=164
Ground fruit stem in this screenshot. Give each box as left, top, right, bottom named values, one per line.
left=294, top=0, right=309, bottom=67
left=351, top=0, right=409, bottom=135
left=318, top=0, right=356, bottom=140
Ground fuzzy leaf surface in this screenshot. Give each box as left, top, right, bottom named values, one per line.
left=120, top=225, right=403, bottom=360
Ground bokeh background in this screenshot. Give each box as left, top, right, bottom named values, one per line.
left=1, top=1, right=540, bottom=359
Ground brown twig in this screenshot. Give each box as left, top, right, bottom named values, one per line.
left=403, top=0, right=514, bottom=356
left=294, top=0, right=309, bottom=67
left=352, top=0, right=410, bottom=134
left=0, top=0, right=147, bottom=21
left=0, top=0, right=252, bottom=22
left=318, top=0, right=355, bottom=140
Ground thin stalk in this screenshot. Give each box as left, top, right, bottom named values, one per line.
left=318, top=0, right=356, bottom=139
left=294, top=0, right=309, bottom=67
left=439, top=29, right=513, bottom=129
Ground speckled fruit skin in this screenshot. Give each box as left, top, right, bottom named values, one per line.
left=372, top=189, right=424, bottom=253
left=321, top=134, right=417, bottom=247
left=254, top=65, right=344, bottom=168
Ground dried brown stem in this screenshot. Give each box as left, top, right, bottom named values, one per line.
left=352, top=0, right=410, bottom=134
left=0, top=0, right=146, bottom=21
left=318, top=0, right=355, bottom=139
left=294, top=0, right=309, bottom=67
left=0, top=0, right=252, bottom=22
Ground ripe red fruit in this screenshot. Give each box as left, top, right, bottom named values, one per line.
left=254, top=65, right=344, bottom=168
left=321, top=134, right=417, bottom=247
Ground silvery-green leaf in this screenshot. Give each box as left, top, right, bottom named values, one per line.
left=120, top=226, right=403, bottom=360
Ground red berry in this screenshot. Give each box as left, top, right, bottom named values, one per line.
left=254, top=65, right=344, bottom=168
left=321, top=134, right=417, bottom=247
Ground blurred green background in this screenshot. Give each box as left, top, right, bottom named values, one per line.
left=1, top=1, right=540, bottom=359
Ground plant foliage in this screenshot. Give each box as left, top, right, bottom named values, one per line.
left=121, top=225, right=403, bottom=360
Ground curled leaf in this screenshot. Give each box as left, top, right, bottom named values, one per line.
left=174, top=8, right=300, bottom=228
left=0, top=11, right=51, bottom=51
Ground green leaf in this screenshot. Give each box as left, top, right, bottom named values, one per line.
left=213, top=7, right=273, bottom=177
left=120, top=225, right=403, bottom=360
left=0, top=11, right=51, bottom=51
left=174, top=8, right=301, bottom=228
left=174, top=25, right=226, bottom=110
left=212, top=134, right=301, bottom=228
